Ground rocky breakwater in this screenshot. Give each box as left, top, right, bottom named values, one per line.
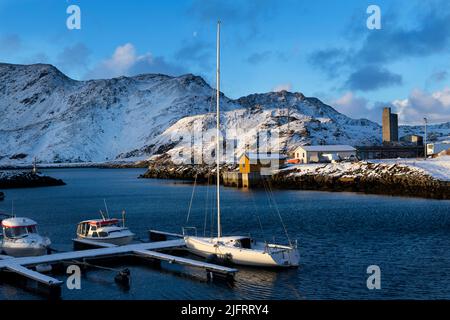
left=0, top=171, right=66, bottom=189
left=139, top=157, right=237, bottom=183
left=271, top=162, right=450, bottom=200
left=139, top=161, right=212, bottom=182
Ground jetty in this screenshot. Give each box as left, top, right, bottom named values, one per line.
left=0, top=237, right=238, bottom=298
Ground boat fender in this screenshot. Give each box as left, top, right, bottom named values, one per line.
left=35, top=264, right=52, bottom=273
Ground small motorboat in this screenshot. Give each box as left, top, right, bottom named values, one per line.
left=76, top=215, right=135, bottom=246
left=0, top=217, right=51, bottom=257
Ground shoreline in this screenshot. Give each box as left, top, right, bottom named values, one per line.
left=0, top=161, right=149, bottom=170
left=2, top=159, right=449, bottom=200
left=140, top=161, right=450, bottom=200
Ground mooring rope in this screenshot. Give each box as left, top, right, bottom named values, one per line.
left=262, top=177, right=292, bottom=246
left=248, top=189, right=267, bottom=243
left=186, top=173, right=198, bottom=224
left=203, top=175, right=211, bottom=236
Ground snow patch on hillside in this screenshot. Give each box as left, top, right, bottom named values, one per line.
left=0, top=63, right=449, bottom=166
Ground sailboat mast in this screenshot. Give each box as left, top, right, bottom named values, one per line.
left=216, top=21, right=221, bottom=240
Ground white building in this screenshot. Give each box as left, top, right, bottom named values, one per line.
left=426, top=142, right=450, bottom=156
left=293, top=145, right=356, bottom=164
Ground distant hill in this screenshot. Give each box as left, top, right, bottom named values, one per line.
left=0, top=63, right=448, bottom=165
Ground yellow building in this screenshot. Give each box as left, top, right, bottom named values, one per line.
left=239, top=152, right=287, bottom=174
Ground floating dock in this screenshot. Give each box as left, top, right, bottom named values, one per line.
left=0, top=237, right=238, bottom=298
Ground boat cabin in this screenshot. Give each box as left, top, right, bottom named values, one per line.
left=227, top=237, right=252, bottom=249
left=2, top=217, right=39, bottom=239
left=77, top=218, right=122, bottom=238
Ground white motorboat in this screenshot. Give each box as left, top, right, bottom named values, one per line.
left=76, top=217, right=135, bottom=245
left=0, top=217, right=51, bottom=257
left=184, top=22, right=299, bottom=268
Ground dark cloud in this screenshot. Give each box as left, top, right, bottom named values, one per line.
left=309, top=1, right=450, bottom=91
left=345, top=66, right=402, bottom=91
left=352, top=1, right=450, bottom=66
left=189, top=0, right=274, bottom=24
left=355, top=11, right=450, bottom=66
left=174, top=40, right=213, bottom=71
left=246, top=50, right=290, bottom=65
left=188, top=0, right=276, bottom=41
left=308, top=48, right=349, bottom=77
left=57, top=43, right=91, bottom=70
left=246, top=50, right=272, bottom=64
left=0, top=34, right=21, bottom=54
left=428, top=71, right=448, bottom=83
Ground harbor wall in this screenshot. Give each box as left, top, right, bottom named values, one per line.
left=140, top=162, right=450, bottom=200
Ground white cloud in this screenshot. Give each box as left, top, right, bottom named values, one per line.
left=393, top=87, right=450, bottom=124
left=331, top=89, right=450, bottom=125
left=85, top=43, right=185, bottom=79
left=272, top=83, right=292, bottom=92
left=331, top=91, right=381, bottom=120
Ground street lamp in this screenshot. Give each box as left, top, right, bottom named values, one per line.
left=424, top=117, right=427, bottom=160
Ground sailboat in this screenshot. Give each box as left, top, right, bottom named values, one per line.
left=184, top=21, right=300, bottom=268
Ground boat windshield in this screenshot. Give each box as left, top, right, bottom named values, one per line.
left=3, top=225, right=38, bottom=238
left=103, top=222, right=119, bottom=227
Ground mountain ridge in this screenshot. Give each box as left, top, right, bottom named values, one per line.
left=0, top=63, right=448, bottom=165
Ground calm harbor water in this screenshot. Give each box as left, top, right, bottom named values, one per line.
left=1, top=168, right=450, bottom=300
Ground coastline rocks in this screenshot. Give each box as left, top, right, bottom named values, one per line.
left=0, top=171, right=66, bottom=189
left=139, top=163, right=215, bottom=182
left=271, top=163, right=450, bottom=200
left=0, top=191, right=4, bottom=200
left=140, top=161, right=450, bottom=200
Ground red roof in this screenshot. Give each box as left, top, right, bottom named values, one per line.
left=88, top=219, right=119, bottom=227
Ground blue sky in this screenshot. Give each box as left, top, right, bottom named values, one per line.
left=1, top=0, right=450, bottom=125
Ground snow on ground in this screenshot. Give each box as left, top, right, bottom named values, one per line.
left=279, top=156, right=450, bottom=182
left=0, top=156, right=148, bottom=169
left=370, top=156, right=450, bottom=181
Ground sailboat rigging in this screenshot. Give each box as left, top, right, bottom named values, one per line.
left=183, top=21, right=300, bottom=268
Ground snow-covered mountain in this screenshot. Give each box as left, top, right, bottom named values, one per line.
left=154, top=91, right=383, bottom=164
left=0, top=63, right=448, bottom=165
left=0, top=63, right=238, bottom=164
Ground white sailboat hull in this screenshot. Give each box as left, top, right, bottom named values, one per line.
left=185, top=236, right=299, bottom=268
